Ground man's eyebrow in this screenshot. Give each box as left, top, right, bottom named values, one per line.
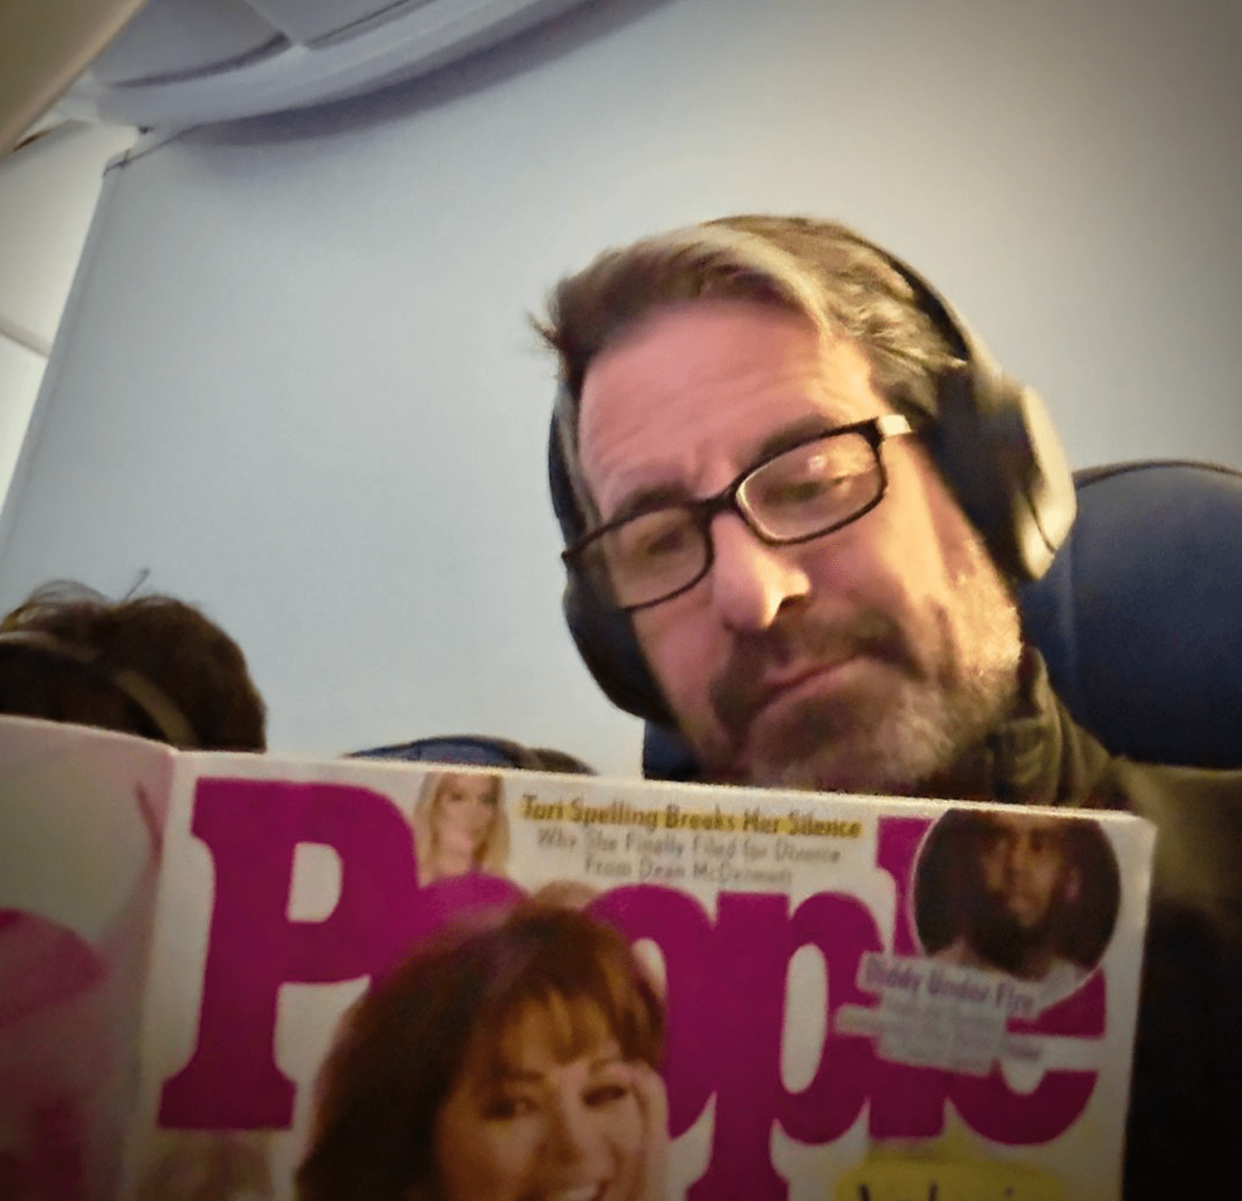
left=608, top=481, right=694, bottom=524
left=751, top=415, right=844, bottom=464
left=607, top=416, right=851, bottom=524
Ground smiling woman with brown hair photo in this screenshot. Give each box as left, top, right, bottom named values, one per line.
left=296, top=900, right=667, bottom=1201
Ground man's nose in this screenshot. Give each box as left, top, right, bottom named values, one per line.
left=708, top=516, right=811, bottom=631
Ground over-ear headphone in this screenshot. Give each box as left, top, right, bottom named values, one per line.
left=0, top=629, right=201, bottom=748
left=548, top=226, right=1077, bottom=727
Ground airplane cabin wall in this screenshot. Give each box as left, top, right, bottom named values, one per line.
left=1, top=0, right=1239, bottom=774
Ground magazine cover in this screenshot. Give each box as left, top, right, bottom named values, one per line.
left=0, top=717, right=1155, bottom=1201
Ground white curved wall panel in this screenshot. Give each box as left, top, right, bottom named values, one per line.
left=59, top=0, right=596, bottom=127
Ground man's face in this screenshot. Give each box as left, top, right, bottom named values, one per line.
left=577, top=300, right=1022, bottom=795
left=976, top=813, right=1073, bottom=932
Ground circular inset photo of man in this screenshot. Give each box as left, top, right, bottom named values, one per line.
left=913, top=808, right=1121, bottom=1000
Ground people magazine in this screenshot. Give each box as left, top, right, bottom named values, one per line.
left=0, top=714, right=1155, bottom=1201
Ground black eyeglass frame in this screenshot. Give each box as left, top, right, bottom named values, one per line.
left=563, top=413, right=915, bottom=613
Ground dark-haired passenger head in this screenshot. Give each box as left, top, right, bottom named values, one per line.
left=0, top=580, right=266, bottom=751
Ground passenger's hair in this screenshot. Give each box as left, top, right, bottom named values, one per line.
left=0, top=580, right=266, bottom=750
left=297, top=902, right=664, bottom=1201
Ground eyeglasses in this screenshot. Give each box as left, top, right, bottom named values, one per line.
left=564, top=413, right=914, bottom=612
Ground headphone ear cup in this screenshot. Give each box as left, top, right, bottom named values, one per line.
left=547, top=411, right=581, bottom=543
left=835, top=229, right=1075, bottom=583
left=926, top=368, right=1076, bottom=582
left=561, top=574, right=673, bottom=724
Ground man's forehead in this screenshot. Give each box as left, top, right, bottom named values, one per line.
left=576, top=299, right=885, bottom=513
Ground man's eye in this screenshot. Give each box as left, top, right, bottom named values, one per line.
left=613, top=513, right=695, bottom=565
left=771, top=474, right=841, bottom=503
left=757, top=470, right=853, bottom=513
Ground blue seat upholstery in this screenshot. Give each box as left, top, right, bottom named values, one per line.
left=1018, top=460, right=1242, bottom=769
left=645, top=460, right=1242, bottom=778
left=350, top=734, right=596, bottom=774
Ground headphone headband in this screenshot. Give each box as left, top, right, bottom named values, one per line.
left=0, top=629, right=200, bottom=749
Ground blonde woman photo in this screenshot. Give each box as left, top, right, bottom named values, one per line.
left=411, top=770, right=510, bottom=884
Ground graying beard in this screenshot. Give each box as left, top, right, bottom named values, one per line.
left=751, top=640, right=1019, bottom=797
